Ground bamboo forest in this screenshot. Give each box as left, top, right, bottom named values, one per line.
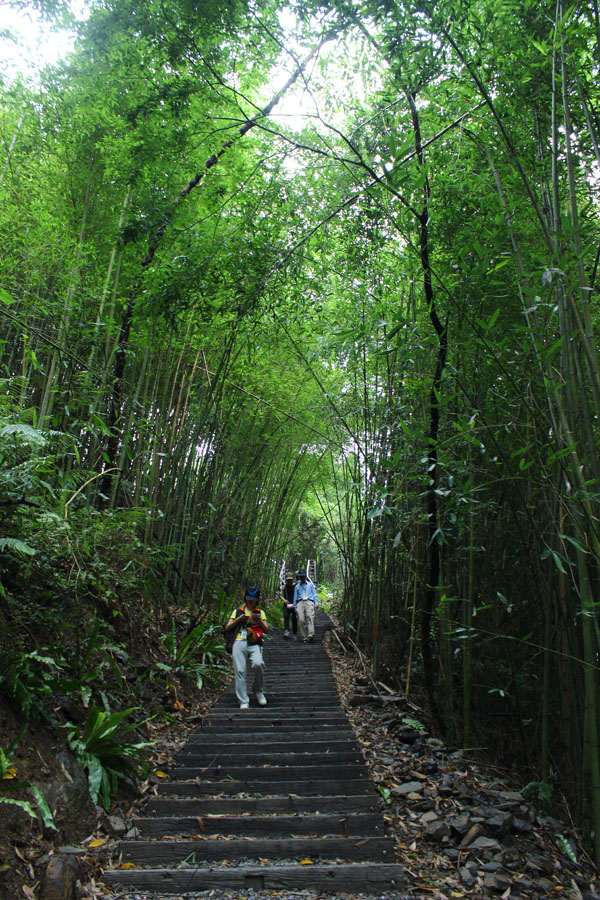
left=2, top=0, right=600, bottom=895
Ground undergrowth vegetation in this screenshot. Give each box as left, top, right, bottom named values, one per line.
left=0, top=415, right=234, bottom=819
left=65, top=706, right=153, bottom=809
left=0, top=739, right=56, bottom=829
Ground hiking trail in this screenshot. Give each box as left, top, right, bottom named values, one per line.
left=102, top=612, right=405, bottom=895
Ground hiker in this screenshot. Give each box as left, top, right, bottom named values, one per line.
left=226, top=586, right=268, bottom=709
left=281, top=571, right=298, bottom=640
left=293, top=570, right=318, bottom=642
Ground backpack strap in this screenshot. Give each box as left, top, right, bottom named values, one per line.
left=232, top=606, right=245, bottom=636
left=226, top=607, right=246, bottom=649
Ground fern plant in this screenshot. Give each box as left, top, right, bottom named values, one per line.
left=0, top=537, right=36, bottom=557
left=66, top=706, right=152, bottom=808
left=522, top=779, right=553, bottom=813
left=158, top=621, right=228, bottom=689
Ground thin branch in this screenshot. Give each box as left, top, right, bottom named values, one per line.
left=139, top=33, right=337, bottom=271
left=0, top=497, right=41, bottom=509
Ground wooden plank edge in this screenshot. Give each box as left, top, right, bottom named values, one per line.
left=102, top=862, right=406, bottom=892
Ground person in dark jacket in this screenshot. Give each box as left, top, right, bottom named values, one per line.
left=281, top=572, right=298, bottom=639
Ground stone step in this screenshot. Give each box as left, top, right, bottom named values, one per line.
left=193, top=723, right=355, bottom=735
left=182, top=737, right=360, bottom=751
left=132, top=811, right=386, bottom=838
left=102, top=862, right=405, bottom=893
left=203, top=711, right=347, bottom=721
left=120, top=836, right=395, bottom=865
left=157, top=778, right=376, bottom=797
left=214, top=705, right=344, bottom=712
left=169, top=763, right=370, bottom=781
left=220, top=688, right=341, bottom=696
left=207, top=705, right=345, bottom=711
left=148, top=794, right=378, bottom=816
left=176, top=751, right=362, bottom=766
left=201, top=717, right=348, bottom=727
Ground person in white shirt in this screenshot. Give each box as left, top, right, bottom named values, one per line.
left=293, top=570, right=318, bottom=642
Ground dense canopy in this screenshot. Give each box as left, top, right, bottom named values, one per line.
left=2, top=0, right=600, bottom=861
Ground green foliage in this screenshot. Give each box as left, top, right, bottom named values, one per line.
left=268, top=603, right=284, bottom=628
left=556, top=833, right=577, bottom=865
left=10, top=503, right=175, bottom=633
left=213, top=589, right=236, bottom=624
left=0, top=415, right=71, bottom=505
left=0, top=537, right=35, bottom=557
left=2, top=0, right=600, bottom=863
left=0, top=617, right=130, bottom=724
left=0, top=415, right=54, bottom=574
left=316, top=585, right=334, bottom=613
left=522, top=780, right=553, bottom=813
left=0, top=742, right=56, bottom=830
left=158, top=621, right=228, bottom=689
left=378, top=784, right=392, bottom=805
left=66, top=706, right=152, bottom=808
left=401, top=716, right=426, bottom=733
left=53, top=618, right=128, bottom=708
left=0, top=647, right=58, bottom=719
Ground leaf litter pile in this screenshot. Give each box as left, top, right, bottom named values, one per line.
left=65, top=634, right=600, bottom=900
left=327, top=634, right=598, bottom=900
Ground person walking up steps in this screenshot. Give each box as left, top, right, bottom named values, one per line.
left=226, top=586, right=269, bottom=709
left=294, top=570, right=318, bottom=642
left=281, top=572, right=298, bottom=640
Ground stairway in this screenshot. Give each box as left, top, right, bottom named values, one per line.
left=102, top=612, right=404, bottom=894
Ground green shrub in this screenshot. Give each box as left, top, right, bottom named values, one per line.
left=53, top=617, right=128, bottom=707
left=66, top=706, right=152, bottom=808
left=316, top=585, right=335, bottom=613
left=267, top=602, right=284, bottom=628
left=158, top=621, right=228, bottom=688
left=0, top=647, right=58, bottom=719
left=522, top=779, right=553, bottom=813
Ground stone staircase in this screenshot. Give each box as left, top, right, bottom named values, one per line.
left=102, top=612, right=404, bottom=894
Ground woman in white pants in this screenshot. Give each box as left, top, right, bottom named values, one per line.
left=226, top=587, right=269, bottom=709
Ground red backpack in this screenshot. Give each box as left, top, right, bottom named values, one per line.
left=224, top=607, right=264, bottom=652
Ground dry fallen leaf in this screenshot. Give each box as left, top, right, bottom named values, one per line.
left=119, top=862, right=136, bottom=869
left=60, top=763, right=74, bottom=784
left=22, top=886, right=37, bottom=900
left=88, top=840, right=104, bottom=849
left=300, top=859, right=315, bottom=865
left=568, top=879, right=583, bottom=900
left=155, top=770, right=166, bottom=778
left=459, top=823, right=482, bottom=848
